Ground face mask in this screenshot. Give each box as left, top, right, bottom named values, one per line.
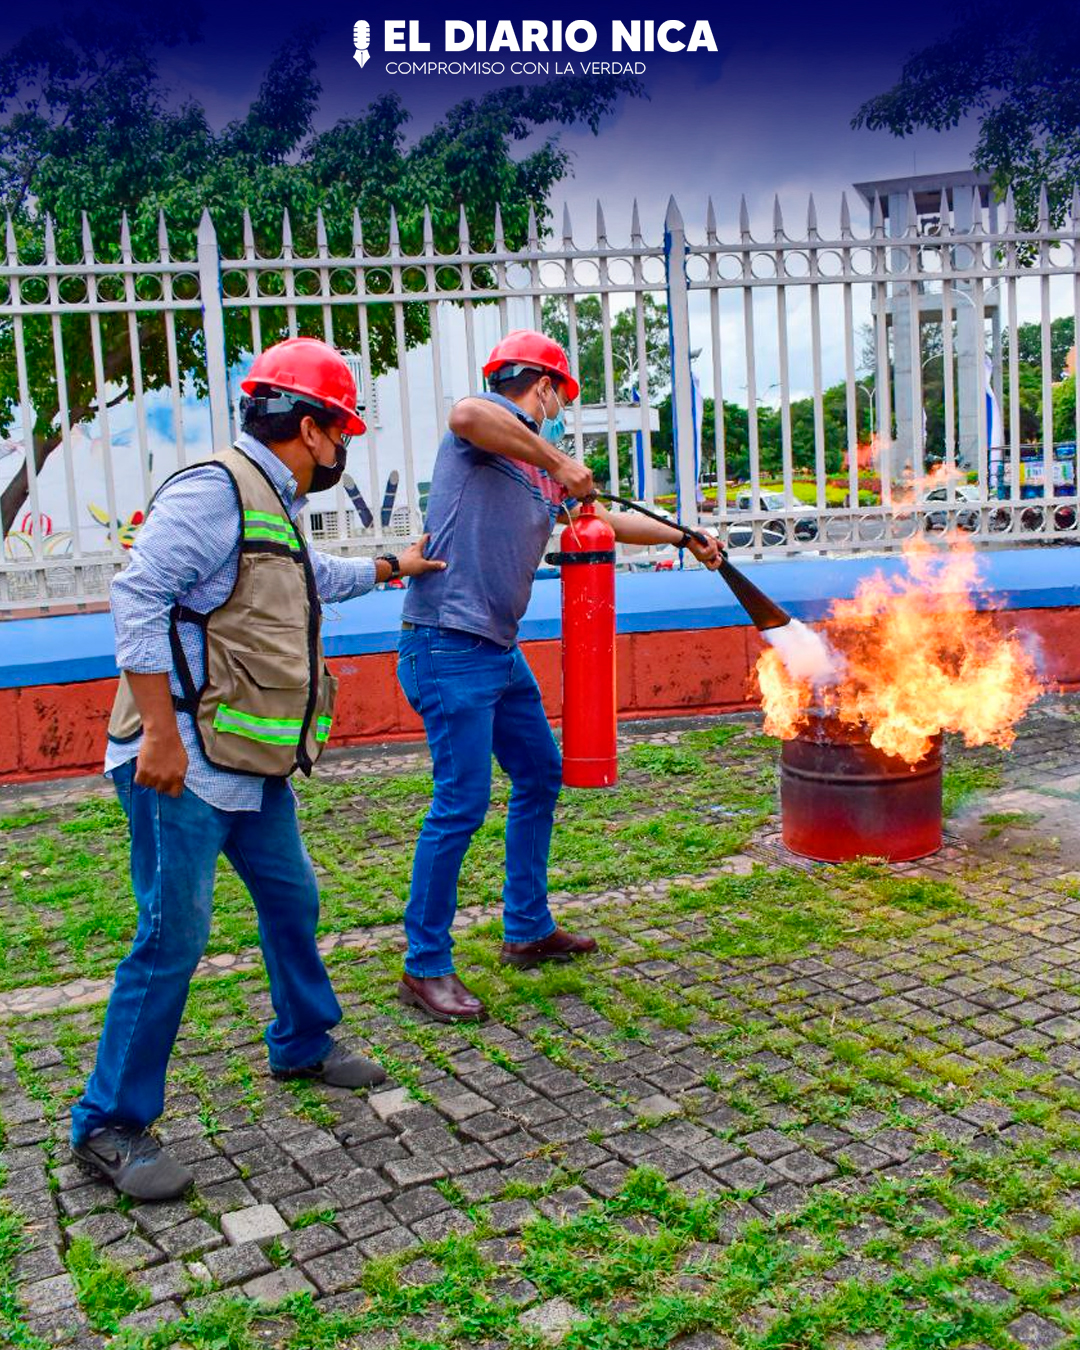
left=538, top=385, right=566, bottom=447
left=309, top=441, right=347, bottom=493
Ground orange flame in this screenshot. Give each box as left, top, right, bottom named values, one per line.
left=757, top=529, right=1043, bottom=764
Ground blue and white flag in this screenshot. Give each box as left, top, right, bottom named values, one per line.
left=986, top=355, right=1004, bottom=492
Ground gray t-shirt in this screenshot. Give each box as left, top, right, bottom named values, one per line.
left=403, top=391, right=569, bottom=647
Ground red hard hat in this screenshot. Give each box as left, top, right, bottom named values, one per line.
left=482, top=330, right=580, bottom=402
left=241, top=338, right=366, bottom=435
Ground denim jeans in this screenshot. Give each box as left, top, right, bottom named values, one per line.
left=397, top=626, right=562, bottom=977
left=70, top=761, right=341, bottom=1144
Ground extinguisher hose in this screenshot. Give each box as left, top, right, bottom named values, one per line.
left=594, top=492, right=712, bottom=550
left=592, top=492, right=791, bottom=631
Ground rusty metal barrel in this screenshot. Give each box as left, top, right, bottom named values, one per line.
left=780, top=713, right=942, bottom=863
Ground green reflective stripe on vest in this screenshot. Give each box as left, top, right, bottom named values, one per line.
left=213, top=703, right=304, bottom=744
left=315, top=716, right=333, bottom=743
left=242, top=510, right=299, bottom=550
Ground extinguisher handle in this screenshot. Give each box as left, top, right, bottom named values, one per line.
left=597, top=492, right=725, bottom=558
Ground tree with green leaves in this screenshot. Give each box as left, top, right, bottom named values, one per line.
left=0, top=9, right=642, bottom=533
left=1007, top=317, right=1075, bottom=383
left=852, top=0, right=1079, bottom=230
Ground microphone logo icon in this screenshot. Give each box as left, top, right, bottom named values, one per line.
left=353, top=20, right=371, bottom=69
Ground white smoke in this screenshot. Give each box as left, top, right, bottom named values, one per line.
left=764, top=618, right=841, bottom=688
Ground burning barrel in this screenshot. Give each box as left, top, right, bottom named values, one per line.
left=780, top=712, right=942, bottom=863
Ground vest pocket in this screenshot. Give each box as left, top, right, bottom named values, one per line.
left=307, top=666, right=339, bottom=762
left=205, top=647, right=309, bottom=771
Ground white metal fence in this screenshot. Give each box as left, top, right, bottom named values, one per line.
left=2, top=175, right=1078, bottom=613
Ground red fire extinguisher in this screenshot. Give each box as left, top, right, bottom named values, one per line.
left=547, top=501, right=617, bottom=788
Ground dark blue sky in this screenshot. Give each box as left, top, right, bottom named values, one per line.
left=1, top=0, right=981, bottom=240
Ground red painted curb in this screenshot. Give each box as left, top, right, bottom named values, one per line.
left=0, top=610, right=1073, bottom=785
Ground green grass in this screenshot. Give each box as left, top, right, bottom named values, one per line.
left=3, top=706, right=1077, bottom=1349
left=65, top=1235, right=147, bottom=1333
left=980, top=809, right=1043, bottom=839
left=0, top=723, right=773, bottom=990
left=942, top=755, right=1005, bottom=818
left=0, top=1198, right=49, bottom=1350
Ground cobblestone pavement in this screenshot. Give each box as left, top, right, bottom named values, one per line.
left=5, top=703, right=1080, bottom=1348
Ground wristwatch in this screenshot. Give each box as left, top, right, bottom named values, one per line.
left=377, top=553, right=401, bottom=580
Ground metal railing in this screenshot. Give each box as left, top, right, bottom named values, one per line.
left=1, top=183, right=1078, bottom=613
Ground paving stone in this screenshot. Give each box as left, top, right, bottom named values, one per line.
left=436, top=1088, right=494, bottom=1121
left=121, top=1302, right=183, bottom=1331
left=58, top=1181, right=115, bottom=1217
left=633, top=1093, right=681, bottom=1118
left=19, top=1272, right=78, bottom=1316
left=14, top=1245, right=65, bottom=1282
left=582, top=1159, right=630, bottom=1198
left=492, top=1275, right=540, bottom=1306
left=303, top=1244, right=365, bottom=1294
left=389, top=1184, right=450, bottom=1226
left=955, top=1277, right=1013, bottom=1307
left=411, top=1208, right=474, bottom=1243
left=458, top=1111, right=517, bottom=1142
left=220, top=1204, right=287, bottom=1246
left=771, top=1149, right=839, bottom=1186
left=1007, top=1312, right=1066, bottom=1348
left=478, top=1236, right=524, bottom=1267
left=400, top=1257, right=443, bottom=1286
left=359, top=1224, right=417, bottom=1258
left=836, top=1142, right=893, bottom=1175
left=249, top=1167, right=309, bottom=1203
left=335, top=1200, right=396, bottom=1240
left=155, top=1216, right=224, bottom=1258
left=331, top=1167, right=393, bottom=1207
left=369, top=1087, right=414, bottom=1120
left=536, top=1186, right=594, bottom=1221
left=714, top=1156, right=780, bottom=1190
left=101, top=1233, right=165, bottom=1271
left=277, top=1186, right=336, bottom=1224
left=190, top=1154, right=240, bottom=1187
left=243, top=1268, right=318, bottom=1304
left=279, top=1221, right=344, bottom=1262
left=134, top=1260, right=191, bottom=1303
left=202, top=1241, right=273, bottom=1287
left=487, top=1198, right=537, bottom=1234
left=738, top=1128, right=799, bottom=1161
left=383, top=1155, right=448, bottom=1188
left=132, top=1200, right=197, bottom=1236
left=198, top=1179, right=258, bottom=1216
left=519, top=1296, right=586, bottom=1343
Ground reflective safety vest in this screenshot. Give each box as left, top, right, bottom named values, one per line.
left=108, top=447, right=337, bottom=777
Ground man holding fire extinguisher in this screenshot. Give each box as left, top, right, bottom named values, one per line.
left=397, top=330, right=722, bottom=1022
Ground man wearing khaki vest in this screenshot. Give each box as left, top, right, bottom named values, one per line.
left=71, top=338, right=443, bottom=1201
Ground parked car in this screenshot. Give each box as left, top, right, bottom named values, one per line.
left=922, top=483, right=981, bottom=533
left=723, top=490, right=818, bottom=548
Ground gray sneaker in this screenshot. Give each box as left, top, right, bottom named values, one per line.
left=272, top=1039, right=387, bottom=1089
left=72, top=1124, right=193, bottom=1201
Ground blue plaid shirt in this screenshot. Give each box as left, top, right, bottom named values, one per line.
left=104, top=434, right=376, bottom=811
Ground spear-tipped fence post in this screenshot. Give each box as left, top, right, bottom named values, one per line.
left=197, top=209, right=232, bottom=448
left=664, top=195, right=698, bottom=528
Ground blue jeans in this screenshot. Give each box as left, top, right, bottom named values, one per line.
left=70, top=762, right=341, bottom=1144
left=397, top=626, right=562, bottom=977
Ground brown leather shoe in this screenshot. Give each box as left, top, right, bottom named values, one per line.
left=500, top=926, right=598, bottom=969
left=398, top=972, right=487, bottom=1023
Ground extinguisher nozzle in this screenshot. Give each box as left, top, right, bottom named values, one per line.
left=716, top=558, right=792, bottom=632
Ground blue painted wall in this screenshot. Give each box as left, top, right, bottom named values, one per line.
left=3, top=547, right=1079, bottom=691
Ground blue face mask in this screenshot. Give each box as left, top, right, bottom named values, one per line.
left=539, top=385, right=566, bottom=446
